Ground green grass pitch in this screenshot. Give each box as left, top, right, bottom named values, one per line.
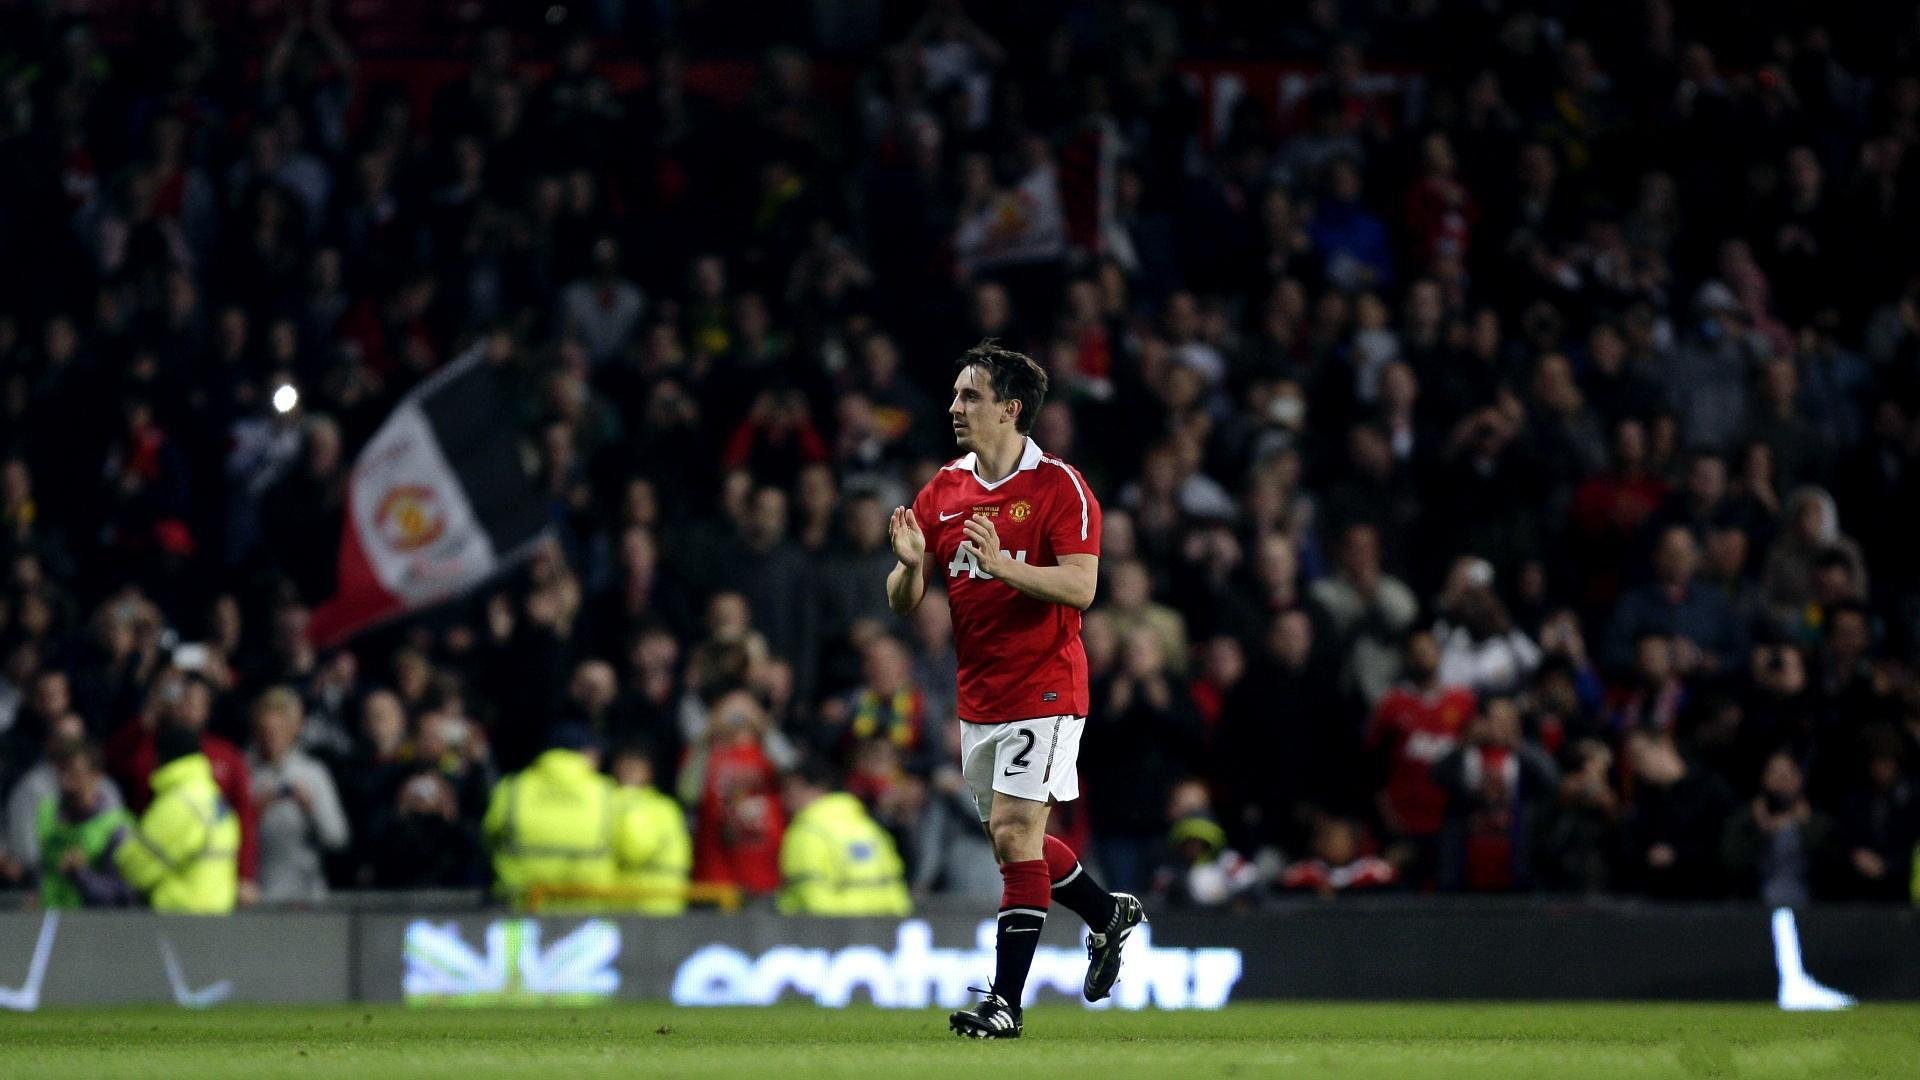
left=3, top=1002, right=1916, bottom=1079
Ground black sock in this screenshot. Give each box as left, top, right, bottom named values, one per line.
left=1052, top=861, right=1120, bottom=934
left=994, top=907, right=1046, bottom=1005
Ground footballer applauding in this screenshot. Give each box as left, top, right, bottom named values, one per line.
left=887, top=342, right=1145, bottom=1039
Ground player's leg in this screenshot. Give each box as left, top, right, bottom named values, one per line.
left=1038, top=716, right=1146, bottom=1001
left=948, top=789, right=1048, bottom=1038
left=986, top=789, right=1051, bottom=999
left=950, top=722, right=1050, bottom=1038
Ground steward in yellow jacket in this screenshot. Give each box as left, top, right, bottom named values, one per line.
left=114, top=726, right=240, bottom=914
left=777, top=762, right=911, bottom=916
left=611, top=746, right=691, bottom=915
left=485, top=733, right=619, bottom=908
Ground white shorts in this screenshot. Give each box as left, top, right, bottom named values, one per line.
left=958, top=715, right=1084, bottom=821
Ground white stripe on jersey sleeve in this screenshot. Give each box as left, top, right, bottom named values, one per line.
left=1040, top=456, right=1090, bottom=541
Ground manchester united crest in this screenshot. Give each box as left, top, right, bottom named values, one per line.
left=1008, top=499, right=1033, bottom=522
left=374, top=484, right=448, bottom=552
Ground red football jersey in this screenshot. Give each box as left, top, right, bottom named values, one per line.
left=912, top=438, right=1101, bottom=724
left=1368, top=684, right=1477, bottom=837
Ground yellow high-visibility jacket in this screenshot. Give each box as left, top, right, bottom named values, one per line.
left=114, top=753, right=240, bottom=914
left=484, top=749, right=619, bottom=907
left=778, top=793, right=911, bottom=916
left=614, top=784, right=692, bottom=915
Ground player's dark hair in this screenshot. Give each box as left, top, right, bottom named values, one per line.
left=956, top=341, right=1048, bottom=435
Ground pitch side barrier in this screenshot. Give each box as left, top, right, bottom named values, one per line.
left=0, top=902, right=1914, bottom=1010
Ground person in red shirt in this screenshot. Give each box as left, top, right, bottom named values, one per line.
left=684, top=687, right=785, bottom=896
left=106, top=667, right=260, bottom=901
left=886, top=342, right=1141, bottom=1039
left=1368, top=627, right=1476, bottom=887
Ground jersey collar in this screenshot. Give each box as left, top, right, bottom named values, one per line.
left=952, top=437, right=1044, bottom=491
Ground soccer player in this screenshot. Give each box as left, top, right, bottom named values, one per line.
left=886, top=342, right=1146, bottom=1039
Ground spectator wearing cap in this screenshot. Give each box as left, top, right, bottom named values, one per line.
left=1157, top=779, right=1266, bottom=908
left=247, top=687, right=349, bottom=904
left=1435, top=557, right=1542, bottom=699
left=114, top=723, right=241, bottom=914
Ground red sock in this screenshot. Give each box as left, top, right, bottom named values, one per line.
left=999, top=858, right=1051, bottom=912
left=1042, top=834, right=1080, bottom=885
left=995, top=859, right=1050, bottom=1003
left=1043, top=834, right=1118, bottom=931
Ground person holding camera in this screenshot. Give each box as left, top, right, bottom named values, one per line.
left=247, top=687, right=349, bottom=903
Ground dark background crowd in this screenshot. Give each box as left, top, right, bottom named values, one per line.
left=2, top=0, right=1920, bottom=909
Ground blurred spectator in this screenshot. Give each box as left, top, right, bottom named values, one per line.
left=1617, top=729, right=1737, bottom=900
left=1722, top=750, right=1833, bottom=907
left=1153, top=779, right=1263, bottom=908
left=777, top=757, right=911, bottom=916
left=5, top=713, right=125, bottom=877
left=338, top=690, right=410, bottom=876
left=370, top=771, right=482, bottom=890
left=1607, top=633, right=1689, bottom=736
left=247, top=688, right=349, bottom=904
left=1083, top=628, right=1203, bottom=892
left=1278, top=816, right=1398, bottom=897
left=483, top=724, right=620, bottom=909
left=683, top=687, right=787, bottom=896
left=1217, top=609, right=1351, bottom=853
left=610, top=745, right=692, bottom=915
left=114, top=724, right=240, bottom=914
left=1535, top=738, right=1621, bottom=895
left=557, top=236, right=646, bottom=365
left=30, top=738, right=133, bottom=908
left=1762, top=486, right=1869, bottom=624
left=1436, top=557, right=1542, bottom=698
left=1604, top=526, right=1745, bottom=676
left=1103, top=559, right=1190, bottom=677
left=1432, top=696, right=1559, bottom=892
left=1369, top=627, right=1477, bottom=883
left=1311, top=523, right=1418, bottom=705
left=1831, top=734, right=1919, bottom=903
left=822, top=636, right=928, bottom=762
left=105, top=668, right=259, bottom=900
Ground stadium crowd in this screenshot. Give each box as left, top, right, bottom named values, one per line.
left=3, top=0, right=1920, bottom=911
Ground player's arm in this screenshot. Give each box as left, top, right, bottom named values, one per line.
left=886, top=506, right=930, bottom=614
left=963, top=512, right=1098, bottom=610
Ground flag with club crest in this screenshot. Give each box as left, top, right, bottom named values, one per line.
left=308, top=345, right=549, bottom=648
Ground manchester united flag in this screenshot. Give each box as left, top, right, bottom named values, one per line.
left=308, top=345, right=548, bottom=648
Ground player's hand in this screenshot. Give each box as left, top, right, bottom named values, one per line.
left=889, top=506, right=925, bottom=569
left=962, top=513, right=1005, bottom=576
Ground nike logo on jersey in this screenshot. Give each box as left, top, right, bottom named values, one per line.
left=1003, top=766, right=1026, bottom=776
left=939, top=510, right=963, bottom=521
